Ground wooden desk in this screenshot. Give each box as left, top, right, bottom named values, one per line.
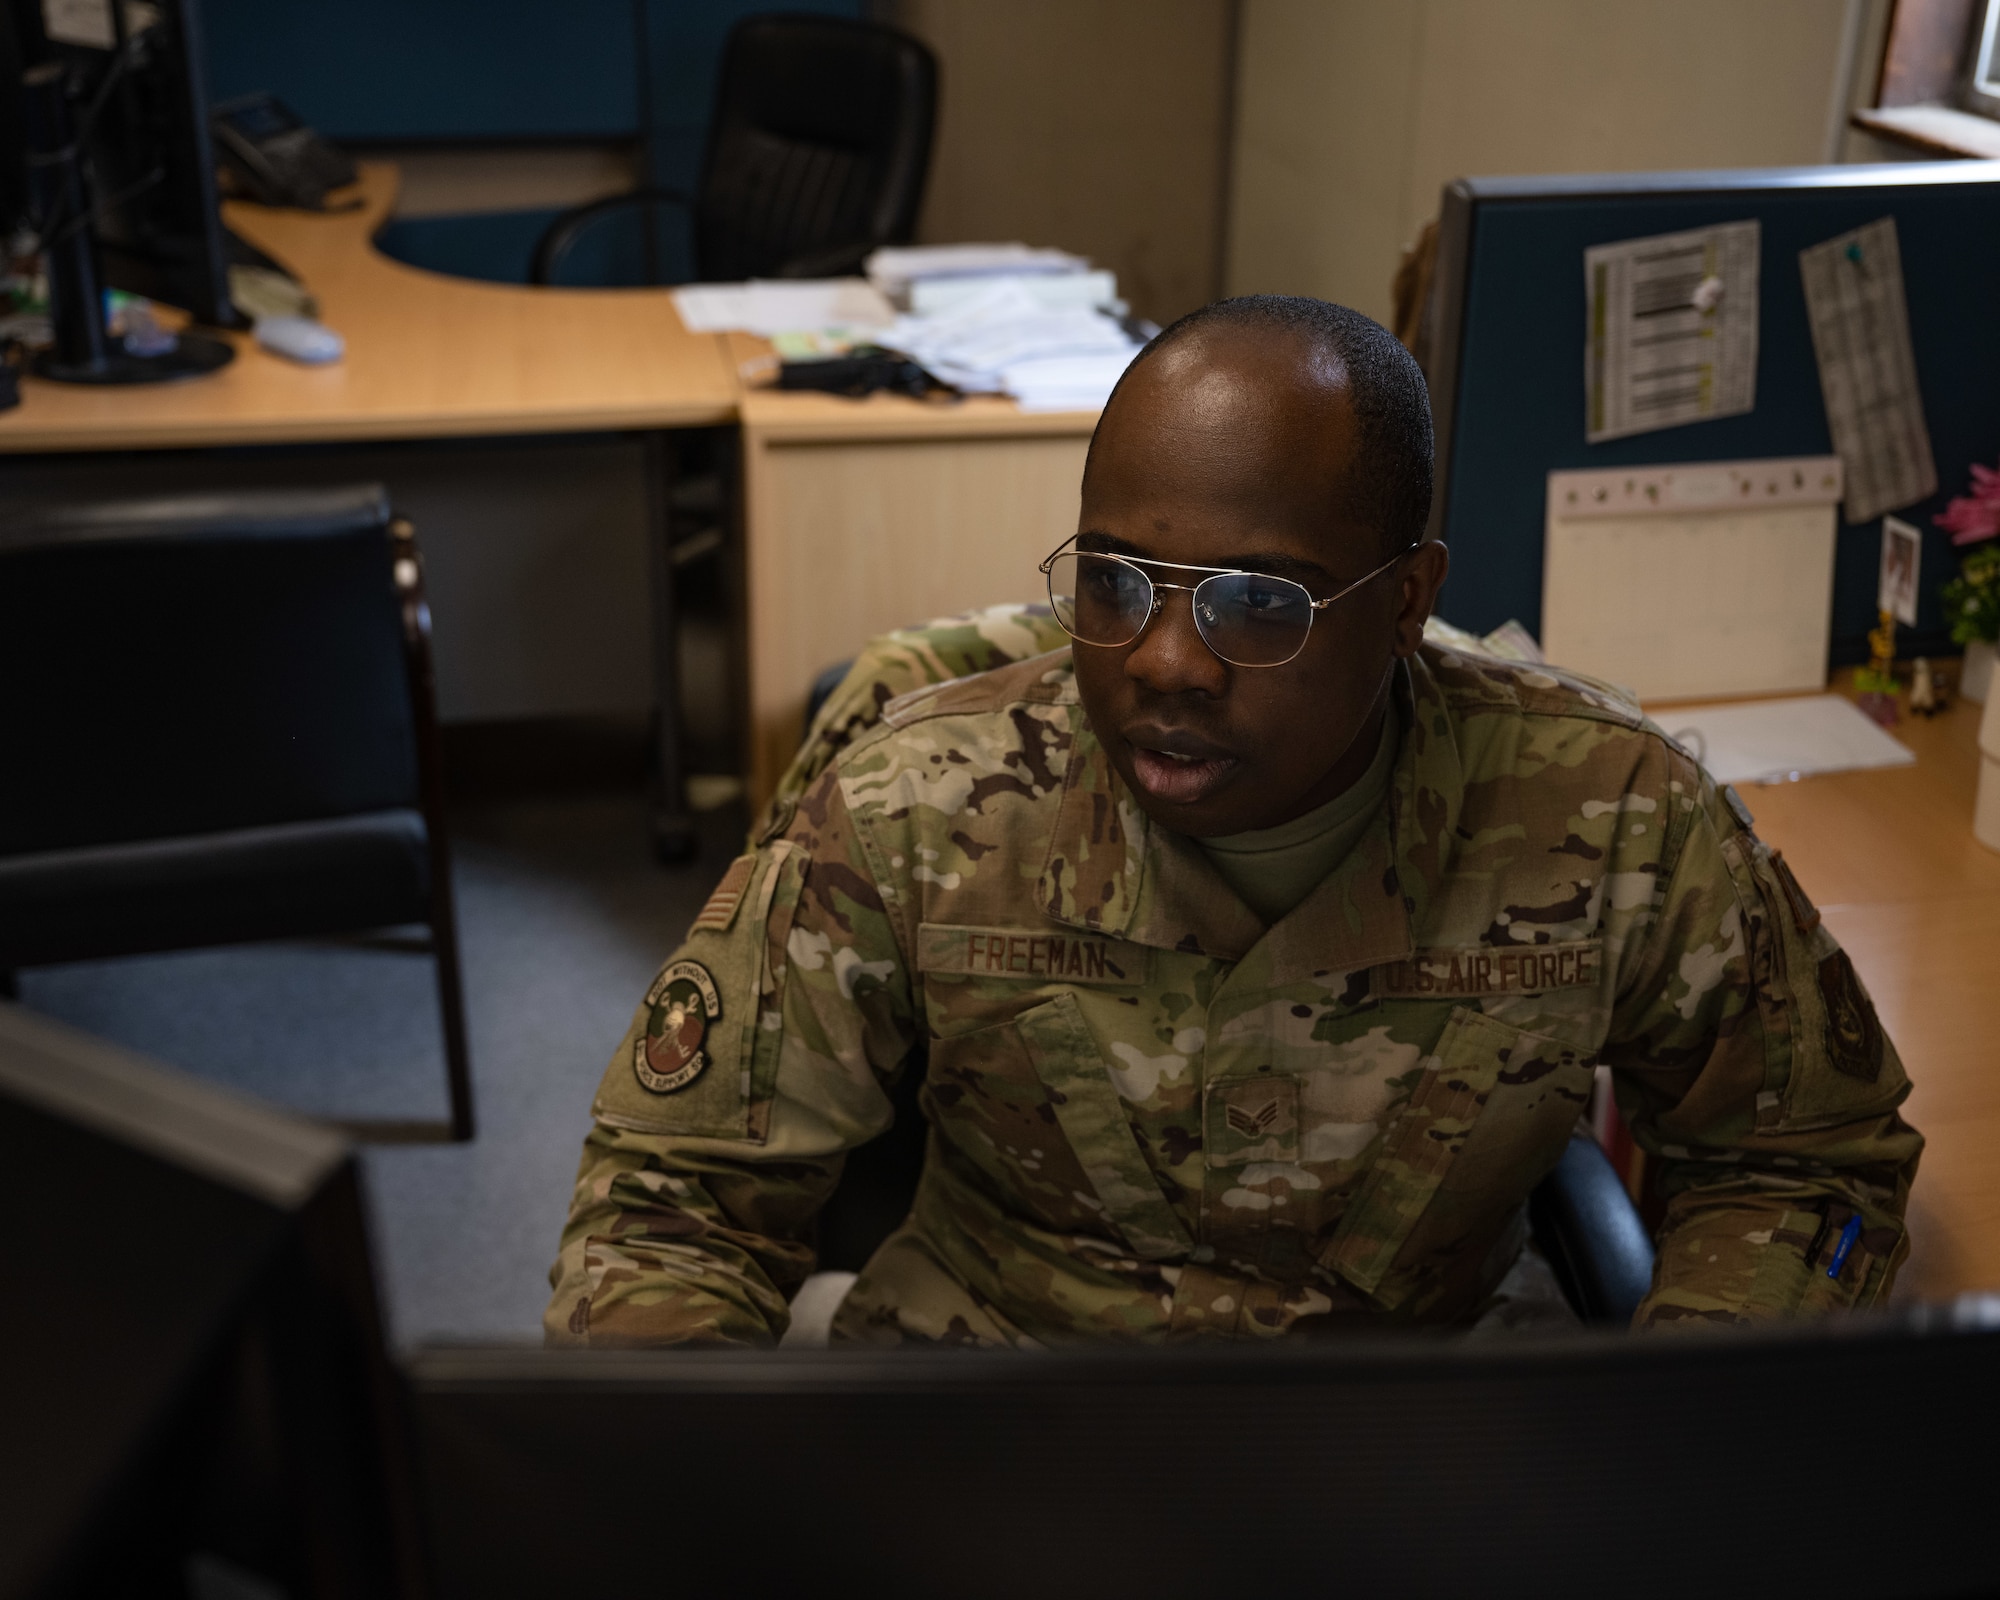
left=1653, top=683, right=2000, bottom=1301
left=736, top=379, right=1098, bottom=803
left=0, top=163, right=739, bottom=452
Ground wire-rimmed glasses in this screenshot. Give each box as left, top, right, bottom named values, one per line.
left=1039, top=537, right=1417, bottom=668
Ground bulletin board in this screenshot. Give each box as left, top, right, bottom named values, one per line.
left=1423, top=163, right=2000, bottom=663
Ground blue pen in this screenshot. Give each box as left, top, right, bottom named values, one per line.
left=1826, top=1214, right=1863, bottom=1280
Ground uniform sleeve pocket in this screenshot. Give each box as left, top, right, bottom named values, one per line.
left=1320, top=1006, right=1593, bottom=1306
left=590, top=844, right=800, bottom=1141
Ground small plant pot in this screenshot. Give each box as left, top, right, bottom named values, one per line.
left=1963, top=639, right=1997, bottom=705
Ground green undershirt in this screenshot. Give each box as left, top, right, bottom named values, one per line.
left=1195, top=714, right=1398, bottom=925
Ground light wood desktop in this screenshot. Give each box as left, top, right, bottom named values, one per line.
left=0, top=162, right=739, bottom=454
left=1648, top=677, right=2000, bottom=1306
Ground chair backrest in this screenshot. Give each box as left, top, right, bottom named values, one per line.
left=0, top=486, right=420, bottom=857
left=694, top=14, right=937, bottom=282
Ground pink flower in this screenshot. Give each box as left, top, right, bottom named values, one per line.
left=1936, top=460, right=2000, bottom=546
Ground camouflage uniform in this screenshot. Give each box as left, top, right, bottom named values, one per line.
left=547, top=611, right=1921, bottom=1347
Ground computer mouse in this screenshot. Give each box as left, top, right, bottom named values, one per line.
left=255, top=316, right=344, bottom=365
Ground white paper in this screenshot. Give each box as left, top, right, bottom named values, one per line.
left=1585, top=220, right=1759, bottom=442
left=1799, top=218, right=1937, bottom=523
left=1655, top=694, right=1915, bottom=785
left=1542, top=457, right=1843, bottom=700
left=865, top=242, right=1088, bottom=295
left=1879, top=515, right=1922, bottom=626
left=882, top=278, right=1140, bottom=404
left=669, top=279, right=895, bottom=336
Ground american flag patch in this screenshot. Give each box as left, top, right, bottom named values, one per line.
left=690, top=855, right=756, bottom=935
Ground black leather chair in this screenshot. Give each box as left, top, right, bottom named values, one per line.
left=531, top=13, right=938, bottom=288
left=0, top=486, right=474, bottom=1141
left=799, top=659, right=1658, bottom=1325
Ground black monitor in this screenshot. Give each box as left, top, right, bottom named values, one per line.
left=11, top=1002, right=1998, bottom=1600
left=0, top=1004, right=410, bottom=1599
left=406, top=1318, right=2000, bottom=1599
left=8, top=0, right=238, bottom=383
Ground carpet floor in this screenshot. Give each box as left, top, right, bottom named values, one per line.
left=19, top=793, right=743, bottom=1349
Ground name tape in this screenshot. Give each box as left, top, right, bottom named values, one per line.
left=1373, top=941, right=1601, bottom=999
left=917, top=923, right=1149, bottom=986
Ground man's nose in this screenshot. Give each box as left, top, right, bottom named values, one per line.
left=1123, top=587, right=1229, bottom=697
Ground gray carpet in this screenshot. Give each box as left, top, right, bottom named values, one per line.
left=18, top=793, right=743, bottom=1349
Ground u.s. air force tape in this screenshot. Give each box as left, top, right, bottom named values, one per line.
left=633, top=959, right=721, bottom=1093
left=1372, top=941, right=1601, bottom=999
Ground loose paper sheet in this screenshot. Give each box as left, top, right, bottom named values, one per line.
left=1585, top=221, right=1760, bottom=442
left=670, top=279, right=895, bottom=336
left=1798, top=217, right=1937, bottom=524
left=1653, top=694, right=1915, bottom=785
left=1542, top=457, right=1842, bottom=701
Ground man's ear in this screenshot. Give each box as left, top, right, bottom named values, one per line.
left=1390, top=541, right=1450, bottom=659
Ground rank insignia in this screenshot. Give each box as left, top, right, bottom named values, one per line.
left=633, top=960, right=721, bottom=1094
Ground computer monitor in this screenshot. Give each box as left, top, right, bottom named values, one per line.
left=404, top=1315, right=2000, bottom=1598
left=8, top=0, right=239, bottom=383
left=0, top=1004, right=411, bottom=1599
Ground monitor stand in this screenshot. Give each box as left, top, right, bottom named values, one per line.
left=22, top=60, right=236, bottom=387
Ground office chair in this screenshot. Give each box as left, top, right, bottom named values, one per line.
left=530, top=13, right=938, bottom=288
left=787, top=612, right=1659, bottom=1326
left=0, top=486, right=475, bottom=1142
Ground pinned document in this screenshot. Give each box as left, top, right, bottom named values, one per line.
left=1584, top=220, right=1759, bottom=442
left=1542, top=457, right=1842, bottom=701
left=1799, top=217, right=1937, bottom=524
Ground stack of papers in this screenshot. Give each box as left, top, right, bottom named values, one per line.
left=880, top=279, right=1143, bottom=412
left=671, top=280, right=894, bottom=337
left=670, top=248, right=1146, bottom=412
left=864, top=243, right=1089, bottom=305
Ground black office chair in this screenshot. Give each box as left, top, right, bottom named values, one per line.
left=531, top=13, right=938, bottom=288
left=797, top=655, right=1658, bottom=1325
left=0, top=486, right=474, bottom=1142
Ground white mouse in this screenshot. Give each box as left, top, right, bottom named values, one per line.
left=255, top=316, right=345, bottom=365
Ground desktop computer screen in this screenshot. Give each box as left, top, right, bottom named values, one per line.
left=9, top=0, right=236, bottom=326
left=6, top=1001, right=1996, bottom=1600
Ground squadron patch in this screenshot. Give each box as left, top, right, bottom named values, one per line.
left=633, top=960, right=721, bottom=1094
left=1817, top=950, right=1883, bottom=1082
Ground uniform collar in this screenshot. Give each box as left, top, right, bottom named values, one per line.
left=1036, top=651, right=1466, bottom=976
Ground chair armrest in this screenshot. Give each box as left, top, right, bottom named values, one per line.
left=529, top=188, right=693, bottom=287
left=1527, top=1133, right=1657, bottom=1327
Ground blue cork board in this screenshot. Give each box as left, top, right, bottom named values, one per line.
left=1435, top=167, right=2000, bottom=663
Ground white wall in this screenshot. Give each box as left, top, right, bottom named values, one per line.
left=1227, top=0, right=1892, bottom=324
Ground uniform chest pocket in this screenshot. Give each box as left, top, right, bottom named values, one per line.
left=923, top=993, right=1190, bottom=1260
left=1320, top=1006, right=1594, bottom=1308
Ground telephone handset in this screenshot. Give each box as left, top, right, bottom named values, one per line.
left=211, top=92, right=358, bottom=212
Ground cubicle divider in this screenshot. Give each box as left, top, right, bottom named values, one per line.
left=1423, top=162, right=2000, bottom=663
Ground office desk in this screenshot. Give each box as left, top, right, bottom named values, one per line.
left=735, top=377, right=1098, bottom=804
left=1646, top=681, right=2000, bottom=1303
left=0, top=163, right=739, bottom=450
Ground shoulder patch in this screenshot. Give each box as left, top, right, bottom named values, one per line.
left=633, top=960, right=721, bottom=1094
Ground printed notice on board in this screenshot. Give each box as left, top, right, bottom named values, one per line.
left=1798, top=217, right=1937, bottom=525
left=1584, top=220, right=1759, bottom=443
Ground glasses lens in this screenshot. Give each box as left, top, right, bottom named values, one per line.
left=1048, top=551, right=1153, bottom=647
left=1192, top=571, right=1315, bottom=665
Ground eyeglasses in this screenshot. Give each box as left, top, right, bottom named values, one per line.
left=1039, top=537, right=1418, bottom=668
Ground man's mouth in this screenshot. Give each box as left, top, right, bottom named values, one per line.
left=1126, top=735, right=1241, bottom=806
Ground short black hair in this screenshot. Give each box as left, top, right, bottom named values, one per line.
left=1097, top=294, right=1434, bottom=556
